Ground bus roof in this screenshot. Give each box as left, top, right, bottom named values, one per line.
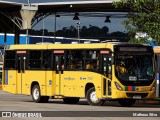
left=7, top=42, right=151, bottom=50
left=8, top=43, right=109, bottom=50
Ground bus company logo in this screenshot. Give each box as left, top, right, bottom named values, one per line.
left=80, top=77, right=86, bottom=80
left=2, top=112, right=11, bottom=117
left=64, top=77, right=75, bottom=80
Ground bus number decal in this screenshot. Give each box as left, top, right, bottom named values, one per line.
left=54, top=50, right=64, bottom=54
left=17, top=51, right=26, bottom=54
left=100, top=50, right=109, bottom=54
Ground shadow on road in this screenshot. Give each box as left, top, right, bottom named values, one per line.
left=24, top=99, right=160, bottom=108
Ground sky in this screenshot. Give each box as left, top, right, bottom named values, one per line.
left=2, top=0, right=126, bottom=33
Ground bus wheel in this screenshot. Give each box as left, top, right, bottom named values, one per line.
left=63, top=97, right=79, bottom=104
left=86, top=87, right=104, bottom=106
left=32, top=84, right=44, bottom=103
left=118, top=99, right=136, bottom=107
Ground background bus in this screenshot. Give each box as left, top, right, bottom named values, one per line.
left=153, top=46, right=160, bottom=98
left=2, top=43, right=155, bottom=106
left=0, top=44, right=4, bottom=90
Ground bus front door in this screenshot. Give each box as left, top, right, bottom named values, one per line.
left=54, top=54, right=64, bottom=95
left=100, top=51, right=112, bottom=98
left=17, top=52, right=27, bottom=94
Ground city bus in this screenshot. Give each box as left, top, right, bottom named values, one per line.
left=2, top=42, right=156, bottom=106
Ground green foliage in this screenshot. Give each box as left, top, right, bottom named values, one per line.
left=113, top=0, right=160, bottom=42
left=129, top=38, right=146, bottom=43
left=20, top=25, right=129, bottom=41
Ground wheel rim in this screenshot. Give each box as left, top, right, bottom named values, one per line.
left=90, top=91, right=100, bottom=103
left=33, top=88, right=39, bottom=100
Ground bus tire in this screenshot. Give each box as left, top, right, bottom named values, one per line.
left=86, top=87, right=104, bottom=106
left=63, top=97, right=79, bottom=104
left=118, top=99, right=136, bottom=107
left=32, top=84, right=45, bottom=103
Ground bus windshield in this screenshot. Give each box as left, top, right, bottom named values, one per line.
left=115, top=54, right=154, bottom=83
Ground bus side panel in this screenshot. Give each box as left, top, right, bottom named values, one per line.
left=22, top=71, right=55, bottom=96
left=61, top=71, right=102, bottom=98
left=45, top=71, right=55, bottom=96
left=16, top=71, right=22, bottom=94
left=3, top=70, right=17, bottom=94
left=23, top=71, right=30, bottom=95
left=62, top=71, right=75, bottom=97
left=23, top=71, right=46, bottom=96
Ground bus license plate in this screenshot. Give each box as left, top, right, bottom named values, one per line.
left=133, top=95, right=141, bottom=99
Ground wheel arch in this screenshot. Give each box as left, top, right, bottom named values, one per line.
left=31, top=81, right=39, bottom=95
left=85, top=83, right=95, bottom=97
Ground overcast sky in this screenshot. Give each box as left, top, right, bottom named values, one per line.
left=2, top=0, right=126, bottom=33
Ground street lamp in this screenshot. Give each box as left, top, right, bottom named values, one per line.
left=54, top=13, right=60, bottom=43
left=76, top=22, right=80, bottom=42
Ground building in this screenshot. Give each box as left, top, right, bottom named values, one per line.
left=0, top=33, right=100, bottom=45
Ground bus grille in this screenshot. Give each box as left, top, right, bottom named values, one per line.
left=126, top=93, right=148, bottom=98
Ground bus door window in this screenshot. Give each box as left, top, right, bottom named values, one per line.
left=54, top=50, right=65, bottom=73
left=17, top=51, right=27, bottom=73
left=100, top=50, right=112, bottom=79
left=56, top=56, right=64, bottom=70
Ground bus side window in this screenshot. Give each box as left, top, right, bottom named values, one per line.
left=69, top=50, right=84, bottom=70
left=4, top=51, right=16, bottom=70
left=28, top=50, right=41, bottom=69
left=42, top=50, right=52, bottom=70
left=85, top=50, right=99, bottom=71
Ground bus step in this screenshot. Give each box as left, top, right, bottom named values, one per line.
left=52, top=95, right=64, bottom=99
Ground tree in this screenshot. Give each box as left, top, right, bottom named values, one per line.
left=110, top=31, right=129, bottom=42
left=113, top=0, right=160, bottom=43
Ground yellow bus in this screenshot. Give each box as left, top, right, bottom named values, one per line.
left=2, top=43, right=156, bottom=106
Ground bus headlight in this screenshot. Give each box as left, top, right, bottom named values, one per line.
left=114, top=82, right=123, bottom=91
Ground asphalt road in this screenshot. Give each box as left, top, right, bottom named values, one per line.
left=0, top=90, right=160, bottom=120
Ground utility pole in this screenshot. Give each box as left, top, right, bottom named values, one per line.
left=54, top=13, right=56, bottom=43
left=26, top=0, right=30, bottom=44
left=28, top=0, right=30, bottom=4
